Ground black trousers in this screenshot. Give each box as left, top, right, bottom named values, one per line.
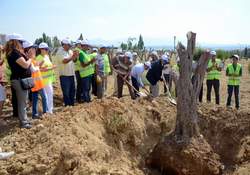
left=226, top=85, right=239, bottom=109
left=191, top=75, right=203, bottom=102
left=131, top=76, right=140, bottom=97
left=75, top=71, right=83, bottom=102
left=117, top=75, right=135, bottom=99
left=206, top=79, right=220, bottom=105
left=11, top=86, right=18, bottom=117
left=91, top=74, right=97, bottom=96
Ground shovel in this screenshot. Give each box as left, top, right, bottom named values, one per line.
left=112, top=67, right=151, bottom=99
left=162, top=75, right=177, bottom=105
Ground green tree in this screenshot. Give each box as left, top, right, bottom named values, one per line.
left=78, top=33, right=83, bottom=40
left=127, top=37, right=136, bottom=50
left=137, top=34, right=144, bottom=51
left=244, top=47, right=248, bottom=57
left=35, top=33, right=52, bottom=47
left=120, top=42, right=127, bottom=51
left=52, top=36, right=61, bottom=48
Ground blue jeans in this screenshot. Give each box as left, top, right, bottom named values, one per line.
left=60, top=76, right=75, bottom=106
left=81, top=75, right=92, bottom=103
left=32, top=89, right=48, bottom=117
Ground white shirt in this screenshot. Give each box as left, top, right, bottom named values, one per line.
left=131, top=63, right=145, bottom=87
left=55, top=47, right=75, bottom=76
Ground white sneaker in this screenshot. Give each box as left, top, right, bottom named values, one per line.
left=0, top=151, right=15, bottom=160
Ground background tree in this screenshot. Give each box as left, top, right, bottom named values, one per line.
left=52, top=36, right=61, bottom=48
left=35, top=33, right=52, bottom=47
left=137, top=34, right=144, bottom=51
left=78, top=33, right=84, bottom=40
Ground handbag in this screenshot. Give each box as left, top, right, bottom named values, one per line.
left=20, top=77, right=34, bottom=90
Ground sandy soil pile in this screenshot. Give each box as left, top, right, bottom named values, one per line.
left=0, top=97, right=176, bottom=175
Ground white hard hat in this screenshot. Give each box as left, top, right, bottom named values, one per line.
left=144, top=61, right=151, bottom=69
left=124, top=51, right=133, bottom=61
left=165, top=52, right=170, bottom=56
left=161, top=54, right=169, bottom=62
left=7, top=33, right=25, bottom=42
left=39, top=42, right=49, bottom=49
left=100, top=44, right=107, bottom=48
left=61, top=38, right=71, bottom=45
left=151, top=51, right=158, bottom=56
left=22, top=41, right=35, bottom=49
left=92, top=48, right=98, bottom=52
left=133, top=52, right=138, bottom=56
left=232, top=54, right=239, bottom=60
left=210, top=51, right=217, bottom=56
left=75, top=39, right=82, bottom=45
left=81, top=39, right=89, bottom=45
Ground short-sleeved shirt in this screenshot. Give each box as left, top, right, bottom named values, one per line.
left=7, top=49, right=31, bottom=80
left=55, top=47, right=75, bottom=76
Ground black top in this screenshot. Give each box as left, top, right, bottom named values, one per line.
left=7, top=49, right=31, bottom=80
left=146, top=60, right=164, bottom=86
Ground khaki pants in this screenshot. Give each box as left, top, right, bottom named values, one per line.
left=150, top=83, right=159, bottom=98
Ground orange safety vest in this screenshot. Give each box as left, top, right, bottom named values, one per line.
left=31, top=61, right=45, bottom=92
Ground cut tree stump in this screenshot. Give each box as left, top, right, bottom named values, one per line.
left=146, top=32, right=223, bottom=175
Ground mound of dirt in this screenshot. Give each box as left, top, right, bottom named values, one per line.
left=0, top=97, right=176, bottom=175
left=0, top=96, right=249, bottom=175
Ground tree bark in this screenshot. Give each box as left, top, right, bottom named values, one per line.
left=174, top=32, right=199, bottom=141
left=146, top=32, right=222, bottom=175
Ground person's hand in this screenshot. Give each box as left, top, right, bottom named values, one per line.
left=27, top=48, right=35, bottom=59
left=90, top=58, right=96, bottom=63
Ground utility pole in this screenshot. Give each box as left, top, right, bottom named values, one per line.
left=174, top=36, right=176, bottom=51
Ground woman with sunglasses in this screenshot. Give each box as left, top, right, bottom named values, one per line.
left=36, top=43, right=55, bottom=114
left=5, top=34, right=32, bottom=129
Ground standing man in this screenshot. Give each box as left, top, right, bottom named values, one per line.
left=226, top=55, right=242, bottom=109
left=55, top=38, right=77, bottom=106
left=206, top=51, right=222, bottom=105
left=95, top=47, right=105, bottom=99
left=102, top=46, right=111, bottom=93
left=74, top=40, right=84, bottom=103
left=131, top=61, right=151, bottom=98
left=79, top=39, right=95, bottom=103
left=112, top=51, right=135, bottom=99
left=146, top=55, right=169, bottom=98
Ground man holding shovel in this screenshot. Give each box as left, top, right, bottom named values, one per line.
left=112, top=51, right=135, bottom=99
left=146, top=54, right=169, bottom=98
left=131, top=61, right=151, bottom=98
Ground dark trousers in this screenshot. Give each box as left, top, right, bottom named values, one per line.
left=11, top=86, right=18, bottom=117
left=75, top=71, right=83, bottom=103
left=191, top=75, right=203, bottom=103
left=206, top=79, right=220, bottom=105
left=226, top=85, right=240, bottom=109
left=131, top=76, right=140, bottom=97
left=81, top=75, right=92, bottom=103
left=60, top=76, right=75, bottom=106
left=117, top=75, right=135, bottom=99
left=91, top=74, right=97, bottom=96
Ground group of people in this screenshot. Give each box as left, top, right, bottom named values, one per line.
left=0, top=33, right=243, bottom=129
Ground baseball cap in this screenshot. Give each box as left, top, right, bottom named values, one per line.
left=75, top=40, right=82, bottom=45
left=7, top=33, right=25, bottom=42
left=144, top=61, right=151, bottom=69
left=61, top=38, right=71, bottom=45
left=81, top=39, right=89, bottom=45
left=124, top=51, right=133, bottom=60
left=39, top=42, right=49, bottom=49
left=22, top=41, right=36, bottom=49
left=210, top=51, right=217, bottom=56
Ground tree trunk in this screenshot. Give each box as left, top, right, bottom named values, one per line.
left=146, top=32, right=222, bottom=175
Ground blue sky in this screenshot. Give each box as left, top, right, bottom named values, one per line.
left=0, top=0, right=249, bottom=46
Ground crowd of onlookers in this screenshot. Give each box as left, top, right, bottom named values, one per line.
left=0, top=33, right=243, bottom=129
